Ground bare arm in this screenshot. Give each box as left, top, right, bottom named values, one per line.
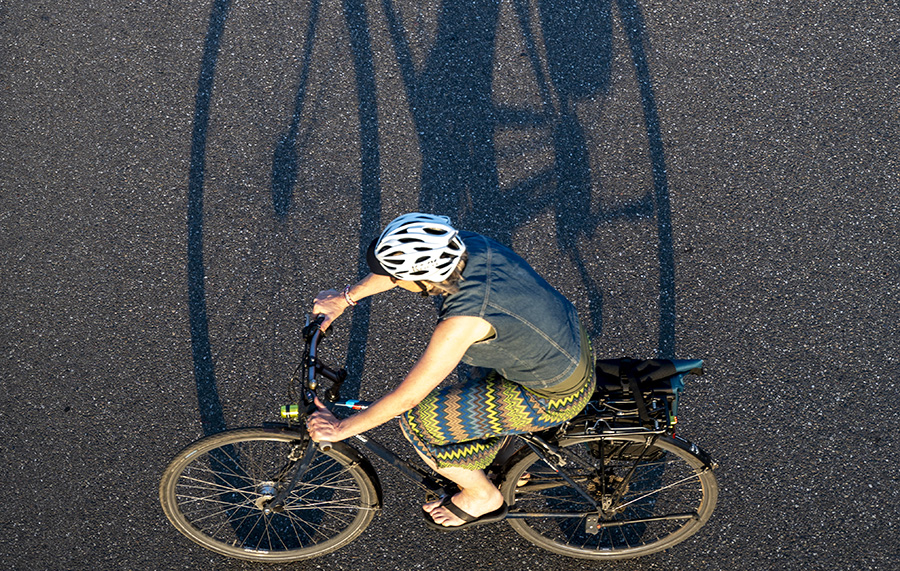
left=312, top=273, right=396, bottom=330
left=306, top=315, right=493, bottom=442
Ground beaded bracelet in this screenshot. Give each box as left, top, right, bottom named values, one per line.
left=343, top=285, right=357, bottom=307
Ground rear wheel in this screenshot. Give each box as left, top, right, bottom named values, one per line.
left=160, top=427, right=379, bottom=561
left=500, top=434, right=717, bottom=559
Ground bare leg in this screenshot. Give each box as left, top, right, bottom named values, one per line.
left=413, top=447, right=505, bottom=527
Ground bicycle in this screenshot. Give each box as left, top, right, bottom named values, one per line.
left=160, top=315, right=718, bottom=561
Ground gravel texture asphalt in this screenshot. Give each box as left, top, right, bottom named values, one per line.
left=1, top=1, right=898, bottom=570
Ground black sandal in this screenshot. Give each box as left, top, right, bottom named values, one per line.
left=422, top=495, right=509, bottom=532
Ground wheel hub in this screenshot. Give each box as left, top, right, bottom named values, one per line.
left=253, top=481, right=277, bottom=511
left=587, top=473, right=628, bottom=515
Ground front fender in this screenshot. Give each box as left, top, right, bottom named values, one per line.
left=260, top=423, right=385, bottom=511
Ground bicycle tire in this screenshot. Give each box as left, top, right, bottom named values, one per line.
left=160, top=427, right=379, bottom=562
left=500, top=433, right=717, bottom=559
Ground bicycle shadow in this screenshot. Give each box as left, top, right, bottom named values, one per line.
left=187, top=0, right=676, bottom=429
left=379, top=0, right=675, bottom=354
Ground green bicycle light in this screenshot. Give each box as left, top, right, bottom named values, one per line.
left=280, top=404, right=300, bottom=419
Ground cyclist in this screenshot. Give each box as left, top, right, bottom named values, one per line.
left=307, top=213, right=595, bottom=530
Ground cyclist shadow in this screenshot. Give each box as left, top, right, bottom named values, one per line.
left=266, top=0, right=677, bottom=399
left=186, top=0, right=675, bottom=448
left=380, top=0, right=674, bottom=354
left=401, top=0, right=618, bottom=337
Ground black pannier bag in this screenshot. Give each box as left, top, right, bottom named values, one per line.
left=593, top=358, right=703, bottom=428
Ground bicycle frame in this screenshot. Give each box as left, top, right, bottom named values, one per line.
left=299, top=396, right=587, bottom=497
left=274, top=390, right=599, bottom=515
left=349, top=430, right=452, bottom=497
left=278, top=392, right=672, bottom=525
left=275, top=316, right=708, bottom=522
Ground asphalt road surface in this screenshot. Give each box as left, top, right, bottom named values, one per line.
left=2, top=1, right=898, bottom=570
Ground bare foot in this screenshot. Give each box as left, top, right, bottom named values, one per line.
left=423, top=487, right=505, bottom=527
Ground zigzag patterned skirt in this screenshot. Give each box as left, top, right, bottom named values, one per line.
left=399, top=363, right=595, bottom=470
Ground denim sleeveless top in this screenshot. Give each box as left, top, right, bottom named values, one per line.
left=437, top=232, right=583, bottom=391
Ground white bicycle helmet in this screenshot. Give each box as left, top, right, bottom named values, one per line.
left=367, top=213, right=466, bottom=282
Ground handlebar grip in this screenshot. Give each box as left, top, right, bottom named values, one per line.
left=302, top=314, right=330, bottom=338
left=318, top=441, right=333, bottom=452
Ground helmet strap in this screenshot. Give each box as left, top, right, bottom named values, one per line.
left=414, top=281, right=431, bottom=297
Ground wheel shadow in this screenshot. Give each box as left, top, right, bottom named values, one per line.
left=187, top=0, right=233, bottom=436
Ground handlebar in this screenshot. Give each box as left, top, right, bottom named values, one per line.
left=302, top=314, right=328, bottom=338
left=281, top=314, right=347, bottom=452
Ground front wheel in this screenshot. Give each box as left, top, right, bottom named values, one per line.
left=500, top=434, right=717, bottom=560
left=160, top=427, right=379, bottom=562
